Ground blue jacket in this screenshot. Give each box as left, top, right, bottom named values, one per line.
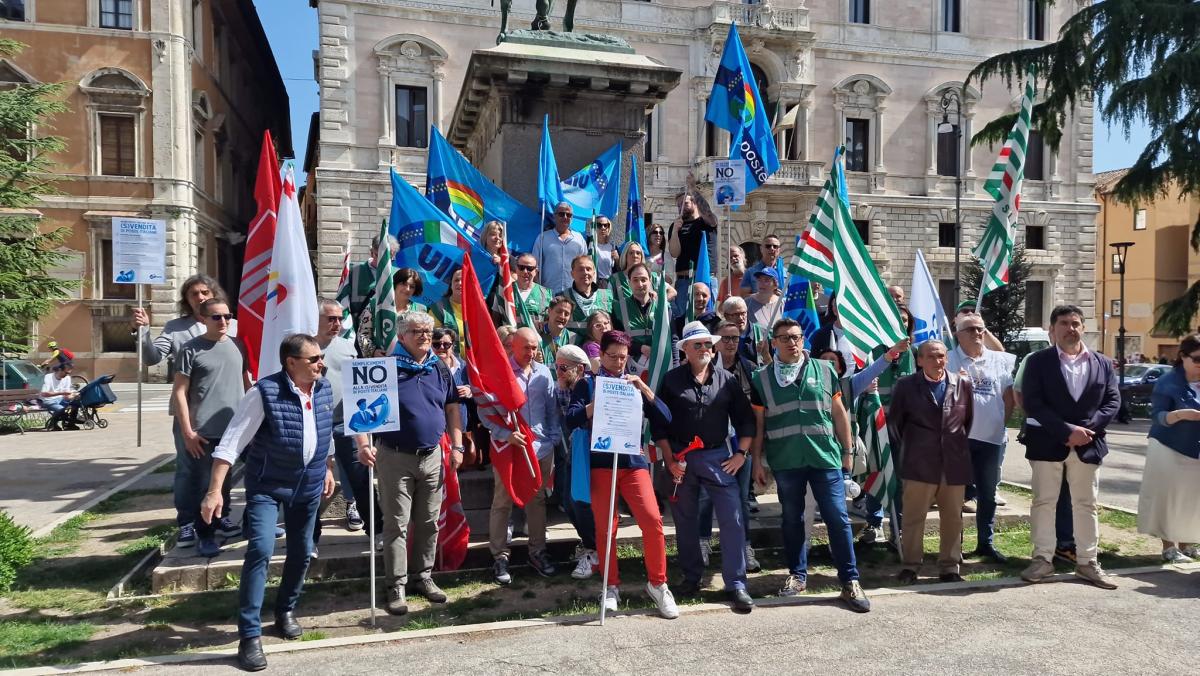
left=244, top=372, right=334, bottom=506
left=1021, top=347, right=1120, bottom=465
left=1148, top=366, right=1200, bottom=459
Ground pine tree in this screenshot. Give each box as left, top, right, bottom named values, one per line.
left=0, top=39, right=73, bottom=356
left=965, top=1, right=1200, bottom=335
left=962, top=245, right=1032, bottom=348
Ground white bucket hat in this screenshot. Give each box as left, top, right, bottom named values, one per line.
left=678, top=321, right=715, bottom=347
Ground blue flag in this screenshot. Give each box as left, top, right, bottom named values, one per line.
left=390, top=168, right=496, bottom=306
left=538, top=114, right=565, bottom=224
left=562, top=142, right=621, bottom=232
left=695, top=231, right=712, bottom=300
left=783, top=274, right=820, bottom=350
left=625, top=155, right=646, bottom=252
left=705, top=23, right=779, bottom=194
left=425, top=126, right=542, bottom=254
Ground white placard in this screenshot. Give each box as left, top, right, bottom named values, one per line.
left=342, top=357, right=400, bottom=435
left=713, top=159, right=746, bottom=207
left=111, top=217, right=166, bottom=284
left=589, top=376, right=643, bottom=455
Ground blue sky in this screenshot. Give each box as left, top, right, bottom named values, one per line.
left=256, top=5, right=1146, bottom=182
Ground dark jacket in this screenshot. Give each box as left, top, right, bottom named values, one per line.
left=1147, top=366, right=1200, bottom=459
left=244, top=373, right=334, bottom=506
left=888, top=371, right=974, bottom=485
left=1021, top=347, right=1120, bottom=464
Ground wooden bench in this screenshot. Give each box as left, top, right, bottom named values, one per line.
left=0, top=390, right=49, bottom=434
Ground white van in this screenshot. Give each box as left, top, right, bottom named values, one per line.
left=1007, top=327, right=1051, bottom=362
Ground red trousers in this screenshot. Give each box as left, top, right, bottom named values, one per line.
left=590, top=467, right=667, bottom=587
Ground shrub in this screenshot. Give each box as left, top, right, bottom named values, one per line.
left=0, top=510, right=35, bottom=591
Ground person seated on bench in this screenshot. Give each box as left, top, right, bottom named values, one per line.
left=39, top=361, right=78, bottom=429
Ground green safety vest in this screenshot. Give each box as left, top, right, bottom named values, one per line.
left=514, top=284, right=552, bottom=327
left=566, top=286, right=614, bottom=339
left=538, top=325, right=572, bottom=364
left=751, top=358, right=842, bottom=471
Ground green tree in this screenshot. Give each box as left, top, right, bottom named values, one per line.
left=962, top=245, right=1032, bottom=348
left=965, top=0, right=1200, bottom=336
left=0, top=39, right=74, bottom=356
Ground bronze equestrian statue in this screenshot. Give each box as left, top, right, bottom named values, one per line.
left=495, top=0, right=577, bottom=43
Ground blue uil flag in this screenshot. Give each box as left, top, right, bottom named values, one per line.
left=705, top=22, right=779, bottom=195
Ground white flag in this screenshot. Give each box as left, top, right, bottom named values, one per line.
left=257, top=166, right=318, bottom=377
left=908, top=249, right=951, bottom=346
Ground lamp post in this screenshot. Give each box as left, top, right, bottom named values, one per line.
left=939, top=90, right=965, bottom=309
left=1111, top=241, right=1134, bottom=421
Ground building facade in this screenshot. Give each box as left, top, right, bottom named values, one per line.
left=0, top=0, right=291, bottom=380
left=309, top=0, right=1098, bottom=336
left=1093, top=169, right=1200, bottom=361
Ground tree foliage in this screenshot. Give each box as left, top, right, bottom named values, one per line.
left=962, top=245, right=1032, bottom=348
left=965, top=0, right=1200, bottom=337
left=0, top=38, right=74, bottom=356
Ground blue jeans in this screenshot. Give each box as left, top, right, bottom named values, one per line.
left=555, top=438, right=596, bottom=550
left=698, top=451, right=752, bottom=541
left=238, top=490, right=320, bottom=639
left=172, top=419, right=231, bottom=534
left=668, top=447, right=747, bottom=591
left=969, top=439, right=1004, bottom=548
left=774, top=466, right=860, bottom=584
left=332, top=433, right=382, bottom=531
left=1056, top=476, right=1074, bottom=549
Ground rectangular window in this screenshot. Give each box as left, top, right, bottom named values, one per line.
left=1027, top=0, right=1045, bottom=40
left=939, top=279, right=957, bottom=320
left=395, top=85, right=428, bottom=149
left=100, top=0, right=134, bottom=29
left=1025, top=130, right=1045, bottom=181
left=101, top=239, right=136, bottom=300
left=852, top=219, right=870, bottom=245
left=1111, top=253, right=1123, bottom=274
left=1025, top=281, right=1045, bottom=327
left=1134, top=209, right=1147, bottom=230
left=849, top=0, right=869, bottom=24
left=845, top=118, right=869, bottom=172
left=1025, top=225, right=1045, bottom=250
left=1111, top=299, right=1122, bottom=317
left=936, top=127, right=959, bottom=177
left=0, top=0, right=26, bottom=21
left=705, top=121, right=719, bottom=158
left=99, top=114, right=135, bottom=176
left=938, top=222, right=957, bottom=248
left=942, top=0, right=961, bottom=32
left=644, top=112, right=654, bottom=162
left=194, top=129, right=205, bottom=192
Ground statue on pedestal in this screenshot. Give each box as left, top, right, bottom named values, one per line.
left=495, top=0, right=577, bottom=43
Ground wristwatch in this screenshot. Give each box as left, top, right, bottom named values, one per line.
left=452, top=445, right=465, bottom=453
left=734, top=448, right=748, bottom=456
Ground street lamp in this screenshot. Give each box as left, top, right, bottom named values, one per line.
left=939, top=90, right=964, bottom=309
left=1111, top=241, right=1134, bottom=413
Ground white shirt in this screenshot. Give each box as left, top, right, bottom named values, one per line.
left=948, top=346, right=1015, bottom=444
left=214, top=377, right=319, bottom=466
left=40, top=373, right=73, bottom=404
left=1057, top=345, right=1091, bottom=401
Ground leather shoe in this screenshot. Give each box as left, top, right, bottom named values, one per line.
left=972, top=546, right=1009, bottom=564
left=728, top=588, right=754, bottom=614
left=897, top=569, right=918, bottom=585
left=675, top=579, right=702, bottom=598
left=274, top=610, right=302, bottom=640
left=237, top=637, right=267, bottom=671
left=938, top=572, right=964, bottom=583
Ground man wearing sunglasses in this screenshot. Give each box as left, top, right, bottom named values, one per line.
left=511, top=253, right=552, bottom=327
left=172, top=298, right=252, bottom=558
left=740, top=234, right=784, bottom=296
left=532, top=201, right=587, bottom=295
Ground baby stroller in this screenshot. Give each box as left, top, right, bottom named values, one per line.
left=51, top=375, right=117, bottom=430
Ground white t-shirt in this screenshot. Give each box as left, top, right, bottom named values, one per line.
left=947, top=346, right=1015, bottom=444
left=40, top=373, right=73, bottom=404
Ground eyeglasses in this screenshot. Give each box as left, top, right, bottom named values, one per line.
left=960, top=327, right=985, bottom=334
left=433, top=341, right=453, bottom=349
left=322, top=315, right=342, bottom=323
left=555, top=211, right=572, bottom=217
left=774, top=334, right=803, bottom=343
left=725, top=310, right=747, bottom=318
left=763, top=243, right=781, bottom=250
left=294, top=353, right=325, bottom=364
left=208, top=313, right=234, bottom=322
left=406, top=329, right=433, bottom=337
left=602, top=351, right=629, bottom=360
left=718, top=335, right=740, bottom=343
left=517, top=265, right=537, bottom=272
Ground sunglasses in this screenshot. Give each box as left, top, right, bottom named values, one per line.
left=433, top=341, right=453, bottom=349
left=556, top=211, right=572, bottom=217
left=556, top=363, right=580, bottom=371
left=294, top=353, right=325, bottom=364
left=597, top=222, right=612, bottom=228
left=763, top=243, right=781, bottom=249
left=517, top=265, right=537, bottom=272
left=208, top=313, right=234, bottom=322
left=1187, top=354, right=1200, bottom=364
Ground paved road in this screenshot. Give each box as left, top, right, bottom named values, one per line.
left=149, top=569, right=1199, bottom=675
left=0, top=407, right=173, bottom=535
left=1003, top=420, right=1149, bottom=512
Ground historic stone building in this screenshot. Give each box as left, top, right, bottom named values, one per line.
left=0, top=0, right=291, bottom=380
left=309, top=0, right=1098, bottom=334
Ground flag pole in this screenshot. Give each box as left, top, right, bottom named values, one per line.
left=368, top=462, right=377, bottom=627
left=135, top=283, right=143, bottom=448
left=510, top=412, right=537, bottom=480
left=598, top=449, right=619, bottom=626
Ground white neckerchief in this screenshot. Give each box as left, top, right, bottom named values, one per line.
left=774, top=355, right=806, bottom=388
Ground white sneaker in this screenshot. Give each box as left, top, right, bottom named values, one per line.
left=603, top=585, right=620, bottom=612
left=1162, top=546, right=1195, bottom=564
left=572, top=549, right=598, bottom=580
left=646, top=582, right=679, bottom=619
left=699, top=539, right=712, bottom=567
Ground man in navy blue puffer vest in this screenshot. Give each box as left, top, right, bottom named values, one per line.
left=202, top=333, right=349, bottom=671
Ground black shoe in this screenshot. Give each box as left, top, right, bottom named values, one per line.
left=938, top=572, right=964, bottom=583
left=897, top=569, right=918, bottom=585
left=728, top=588, right=754, bottom=614
left=676, top=579, right=702, bottom=598
left=274, top=610, right=302, bottom=640
left=237, top=637, right=267, bottom=671
left=972, top=546, right=1009, bottom=564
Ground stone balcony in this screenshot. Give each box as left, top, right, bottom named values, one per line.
left=692, top=156, right=826, bottom=189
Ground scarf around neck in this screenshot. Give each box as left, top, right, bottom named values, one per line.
left=774, top=356, right=806, bottom=388
left=396, top=348, right=440, bottom=375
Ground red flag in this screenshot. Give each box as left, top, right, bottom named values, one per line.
left=497, top=238, right=517, bottom=327
left=461, top=255, right=542, bottom=507
left=237, top=131, right=282, bottom=378
left=435, top=434, right=470, bottom=570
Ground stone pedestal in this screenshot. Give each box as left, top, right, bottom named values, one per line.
left=448, top=32, right=681, bottom=213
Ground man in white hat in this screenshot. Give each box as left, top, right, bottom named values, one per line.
left=652, top=321, right=757, bottom=613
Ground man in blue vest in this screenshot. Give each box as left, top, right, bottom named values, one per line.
left=201, top=333, right=345, bottom=671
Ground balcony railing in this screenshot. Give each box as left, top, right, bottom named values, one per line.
left=705, top=0, right=810, bottom=32
left=693, top=157, right=825, bottom=189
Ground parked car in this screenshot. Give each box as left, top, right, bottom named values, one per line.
left=1, top=358, right=44, bottom=392
left=1007, top=328, right=1052, bottom=368
left=1119, top=363, right=1173, bottom=407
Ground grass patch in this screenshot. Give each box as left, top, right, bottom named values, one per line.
left=299, top=631, right=327, bottom=641
left=999, top=483, right=1033, bottom=499
left=36, top=513, right=101, bottom=558
left=144, top=590, right=238, bottom=625
left=115, top=524, right=174, bottom=556
left=1099, top=507, right=1137, bottom=531
left=0, top=619, right=96, bottom=669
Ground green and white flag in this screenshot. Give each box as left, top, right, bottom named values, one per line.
left=856, top=391, right=898, bottom=511
left=974, top=74, right=1034, bottom=300
left=790, top=164, right=838, bottom=289
left=370, top=219, right=399, bottom=355
left=644, top=268, right=673, bottom=394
